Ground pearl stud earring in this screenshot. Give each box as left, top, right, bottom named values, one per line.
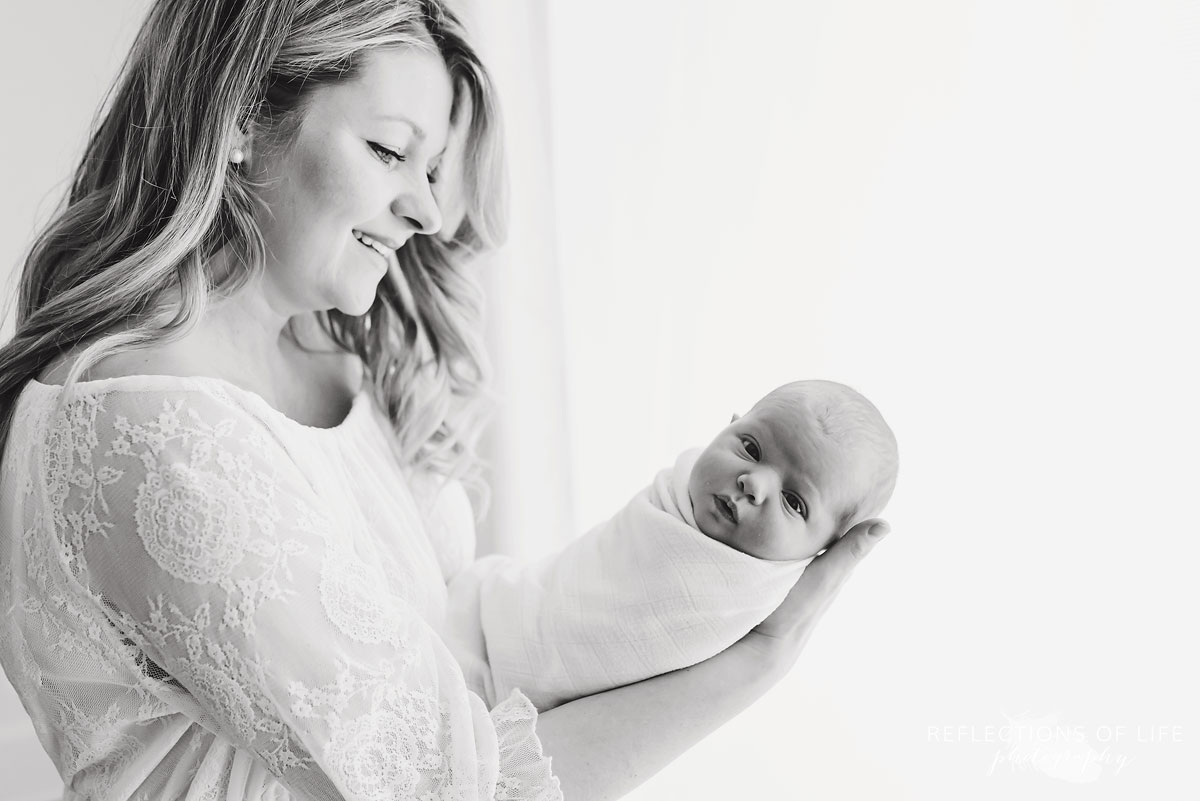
left=229, top=147, right=245, bottom=165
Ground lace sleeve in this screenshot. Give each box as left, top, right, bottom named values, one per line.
left=45, top=388, right=561, bottom=801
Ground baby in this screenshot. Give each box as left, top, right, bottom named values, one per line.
left=446, top=380, right=898, bottom=711
left=688, top=379, right=898, bottom=562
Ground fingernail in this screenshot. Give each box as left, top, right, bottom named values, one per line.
left=869, top=522, right=890, bottom=538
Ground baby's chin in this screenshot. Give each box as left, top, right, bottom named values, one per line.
left=695, top=518, right=732, bottom=547
left=745, top=540, right=820, bottom=562
left=722, top=524, right=825, bottom=562
left=700, top=519, right=817, bottom=562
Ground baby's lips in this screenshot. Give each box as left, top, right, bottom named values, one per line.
left=715, top=493, right=739, bottom=524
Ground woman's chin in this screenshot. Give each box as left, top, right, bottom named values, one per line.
left=333, top=286, right=381, bottom=318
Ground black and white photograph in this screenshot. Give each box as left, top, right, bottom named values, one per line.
left=1, top=1, right=1196, bottom=799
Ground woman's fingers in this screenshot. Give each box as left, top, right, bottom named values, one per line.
left=805, top=518, right=890, bottom=603
left=805, top=518, right=890, bottom=620
left=749, top=518, right=891, bottom=649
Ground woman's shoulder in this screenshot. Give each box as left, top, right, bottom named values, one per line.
left=28, top=344, right=260, bottom=428
left=22, top=368, right=266, bottom=444
left=33, top=318, right=365, bottom=430
left=36, top=339, right=198, bottom=386
left=13, top=369, right=323, bottom=510
left=29, top=325, right=178, bottom=389
left=24, top=337, right=275, bottom=444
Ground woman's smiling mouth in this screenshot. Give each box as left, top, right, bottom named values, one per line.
left=352, top=229, right=395, bottom=267
left=714, top=494, right=738, bottom=524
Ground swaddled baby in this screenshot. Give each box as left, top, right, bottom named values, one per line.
left=446, top=380, right=898, bottom=711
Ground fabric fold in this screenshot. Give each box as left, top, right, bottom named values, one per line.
left=448, top=449, right=811, bottom=712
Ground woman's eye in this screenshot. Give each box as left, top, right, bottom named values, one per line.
left=369, top=142, right=404, bottom=166
left=740, top=436, right=760, bottom=461
left=783, top=491, right=808, bottom=519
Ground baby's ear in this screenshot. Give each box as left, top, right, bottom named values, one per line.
left=730, top=412, right=741, bottom=423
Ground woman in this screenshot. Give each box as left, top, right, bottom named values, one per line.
left=0, top=1, right=890, bottom=799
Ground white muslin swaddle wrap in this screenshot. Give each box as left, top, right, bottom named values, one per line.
left=445, top=449, right=812, bottom=711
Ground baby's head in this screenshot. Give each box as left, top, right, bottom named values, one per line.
left=687, top=380, right=898, bottom=561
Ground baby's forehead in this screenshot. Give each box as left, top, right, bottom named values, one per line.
left=752, top=385, right=871, bottom=443
left=745, top=381, right=898, bottom=515
left=745, top=402, right=833, bottom=461
left=756, top=391, right=809, bottom=415
left=749, top=392, right=821, bottom=436
left=748, top=398, right=881, bottom=474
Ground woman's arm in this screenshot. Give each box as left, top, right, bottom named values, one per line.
left=534, top=519, right=891, bottom=801
left=40, top=388, right=560, bottom=800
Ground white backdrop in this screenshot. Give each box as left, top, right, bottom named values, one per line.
left=1, top=4, right=159, bottom=798
left=2, top=1, right=1198, bottom=800
left=546, top=1, right=1199, bottom=799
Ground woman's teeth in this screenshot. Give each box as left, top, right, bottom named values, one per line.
left=353, top=230, right=391, bottom=260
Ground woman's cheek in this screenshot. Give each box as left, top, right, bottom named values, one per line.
left=296, top=136, right=373, bottom=218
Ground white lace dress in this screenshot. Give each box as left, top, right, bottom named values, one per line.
left=0, top=375, right=562, bottom=801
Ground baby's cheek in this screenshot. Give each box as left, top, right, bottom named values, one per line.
left=758, top=522, right=821, bottom=562
left=714, top=522, right=772, bottom=561
left=711, top=528, right=758, bottom=558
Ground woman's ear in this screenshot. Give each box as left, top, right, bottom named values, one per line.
left=227, top=128, right=250, bottom=166
left=229, top=124, right=258, bottom=167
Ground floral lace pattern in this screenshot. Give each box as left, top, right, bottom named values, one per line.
left=319, top=546, right=406, bottom=648
left=0, top=381, right=562, bottom=801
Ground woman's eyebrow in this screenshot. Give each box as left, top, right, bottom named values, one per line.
left=374, top=113, right=426, bottom=141
left=373, top=113, right=447, bottom=160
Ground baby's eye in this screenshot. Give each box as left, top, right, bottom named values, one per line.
left=740, top=436, right=761, bottom=461
left=369, top=142, right=405, bottom=166
left=783, top=491, right=808, bottom=520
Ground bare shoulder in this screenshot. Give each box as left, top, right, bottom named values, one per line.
left=36, top=340, right=196, bottom=386
left=37, top=316, right=361, bottom=390
left=36, top=317, right=364, bottom=427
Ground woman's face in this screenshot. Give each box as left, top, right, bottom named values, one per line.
left=246, top=46, right=453, bottom=317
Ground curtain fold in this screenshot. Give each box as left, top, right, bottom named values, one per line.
left=455, top=0, right=575, bottom=560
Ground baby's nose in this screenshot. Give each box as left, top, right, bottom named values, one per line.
left=738, top=471, right=774, bottom=505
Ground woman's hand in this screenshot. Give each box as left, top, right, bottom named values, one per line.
left=534, top=610, right=801, bottom=801
left=744, top=518, right=891, bottom=670
left=536, top=517, right=892, bottom=801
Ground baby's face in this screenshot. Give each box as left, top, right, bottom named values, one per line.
left=687, top=401, right=874, bottom=561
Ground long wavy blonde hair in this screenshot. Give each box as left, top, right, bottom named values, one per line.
left=0, top=0, right=507, bottom=492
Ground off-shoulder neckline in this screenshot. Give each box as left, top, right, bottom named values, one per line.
left=27, top=373, right=372, bottom=433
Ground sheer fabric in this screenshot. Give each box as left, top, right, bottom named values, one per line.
left=0, top=376, right=561, bottom=801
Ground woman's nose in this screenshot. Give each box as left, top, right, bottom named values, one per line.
left=390, top=179, right=443, bottom=237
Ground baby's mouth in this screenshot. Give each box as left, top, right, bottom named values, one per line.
left=714, top=494, right=738, bottom=525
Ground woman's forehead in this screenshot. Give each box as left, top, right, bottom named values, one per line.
left=321, top=47, right=454, bottom=143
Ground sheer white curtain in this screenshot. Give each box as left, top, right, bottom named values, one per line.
left=454, top=0, right=575, bottom=561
